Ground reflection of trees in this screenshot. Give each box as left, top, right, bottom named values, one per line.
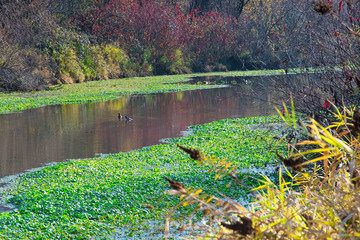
left=0, top=85, right=276, bottom=177
left=191, top=76, right=285, bottom=109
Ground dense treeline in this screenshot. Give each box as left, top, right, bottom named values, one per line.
left=0, top=0, right=294, bottom=90
left=1, top=0, right=360, bottom=113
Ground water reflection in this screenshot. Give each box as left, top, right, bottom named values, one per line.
left=0, top=76, right=281, bottom=177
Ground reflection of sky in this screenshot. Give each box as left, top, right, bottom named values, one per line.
left=0, top=77, right=279, bottom=177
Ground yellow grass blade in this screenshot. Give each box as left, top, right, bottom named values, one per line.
left=294, top=147, right=337, bottom=156
left=299, top=152, right=339, bottom=166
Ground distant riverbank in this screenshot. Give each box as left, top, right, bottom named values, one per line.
left=0, top=69, right=304, bottom=114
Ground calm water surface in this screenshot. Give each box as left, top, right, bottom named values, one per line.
left=0, top=76, right=282, bottom=177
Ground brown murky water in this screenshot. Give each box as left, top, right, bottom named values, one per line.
left=0, top=76, right=282, bottom=177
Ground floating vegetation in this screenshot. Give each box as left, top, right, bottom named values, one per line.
left=0, top=115, right=289, bottom=239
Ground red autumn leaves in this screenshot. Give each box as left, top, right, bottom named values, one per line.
left=76, top=0, right=237, bottom=72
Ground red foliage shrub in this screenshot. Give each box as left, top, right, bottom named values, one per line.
left=76, top=0, right=238, bottom=73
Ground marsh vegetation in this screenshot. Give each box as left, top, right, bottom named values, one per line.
left=1, top=0, right=360, bottom=239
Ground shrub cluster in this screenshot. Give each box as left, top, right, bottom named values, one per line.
left=76, top=0, right=238, bottom=75
left=0, top=1, right=57, bottom=91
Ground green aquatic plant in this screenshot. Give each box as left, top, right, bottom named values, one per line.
left=0, top=115, right=288, bottom=239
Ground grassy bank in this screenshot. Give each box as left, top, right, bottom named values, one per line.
left=0, top=116, right=288, bottom=239
left=0, top=69, right=299, bottom=114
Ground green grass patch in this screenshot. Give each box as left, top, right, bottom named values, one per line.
left=0, top=69, right=302, bottom=114
left=0, top=115, right=288, bottom=239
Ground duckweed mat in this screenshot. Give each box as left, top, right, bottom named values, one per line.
left=0, top=115, right=289, bottom=239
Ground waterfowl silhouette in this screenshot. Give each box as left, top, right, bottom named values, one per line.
left=125, top=115, right=133, bottom=122
left=118, top=113, right=122, bottom=120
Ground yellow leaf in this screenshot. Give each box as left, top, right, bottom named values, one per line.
left=294, top=147, right=336, bottom=156
left=296, top=140, right=322, bottom=145
left=206, top=196, right=214, bottom=203
left=252, top=184, right=269, bottom=191
left=269, top=218, right=285, bottom=228
left=224, top=162, right=232, bottom=169
left=193, top=189, right=202, bottom=197
left=349, top=232, right=360, bottom=237
left=215, top=173, right=221, bottom=180
left=299, top=153, right=339, bottom=166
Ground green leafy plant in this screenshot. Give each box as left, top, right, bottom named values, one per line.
left=0, top=115, right=288, bottom=239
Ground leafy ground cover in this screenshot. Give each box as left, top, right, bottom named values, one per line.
left=0, top=115, right=288, bottom=239
left=0, top=69, right=300, bottom=114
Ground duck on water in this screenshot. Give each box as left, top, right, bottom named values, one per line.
left=118, top=113, right=133, bottom=122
